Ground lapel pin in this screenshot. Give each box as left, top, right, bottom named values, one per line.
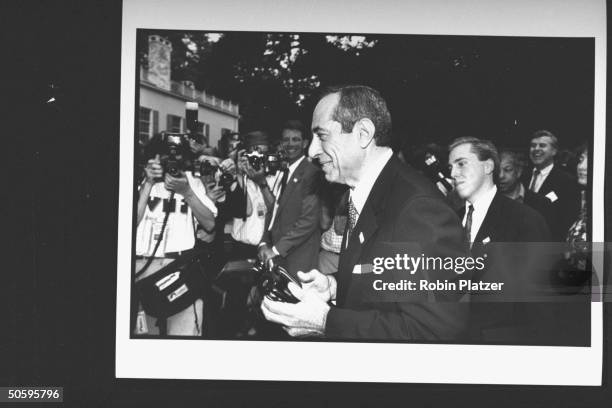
left=359, top=232, right=364, bottom=243
left=293, top=177, right=298, bottom=183
left=482, top=236, right=491, bottom=244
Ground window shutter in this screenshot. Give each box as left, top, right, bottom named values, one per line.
left=166, top=114, right=172, bottom=131
left=152, top=110, right=159, bottom=136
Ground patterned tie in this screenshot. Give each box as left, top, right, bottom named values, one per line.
left=464, top=204, right=474, bottom=244
left=529, top=168, right=540, bottom=192
left=347, top=197, right=358, bottom=241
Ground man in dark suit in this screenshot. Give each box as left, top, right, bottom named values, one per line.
left=524, top=130, right=580, bottom=241
left=261, top=85, right=468, bottom=341
left=257, top=120, right=322, bottom=277
left=449, top=137, right=555, bottom=343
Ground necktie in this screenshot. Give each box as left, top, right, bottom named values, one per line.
left=529, top=169, right=540, bottom=192
left=464, top=204, right=474, bottom=244
left=347, top=197, right=358, bottom=241
left=278, top=168, right=289, bottom=198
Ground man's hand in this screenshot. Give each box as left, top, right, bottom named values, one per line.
left=261, top=282, right=330, bottom=337
left=164, top=172, right=192, bottom=197
left=205, top=182, right=226, bottom=203
left=244, top=161, right=267, bottom=186
left=220, top=158, right=237, bottom=176
left=257, top=244, right=276, bottom=263
left=296, top=269, right=336, bottom=303
left=144, top=155, right=163, bottom=184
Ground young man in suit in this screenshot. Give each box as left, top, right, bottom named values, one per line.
left=449, top=137, right=556, bottom=343
left=525, top=130, right=580, bottom=241
left=261, top=85, right=468, bottom=341
left=257, top=120, right=322, bottom=277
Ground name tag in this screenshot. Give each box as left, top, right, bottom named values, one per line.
left=545, top=191, right=559, bottom=202
left=352, top=264, right=373, bottom=274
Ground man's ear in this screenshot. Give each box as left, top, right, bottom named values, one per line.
left=484, top=158, right=494, bottom=175
left=302, top=138, right=310, bottom=150
left=355, top=118, right=376, bottom=149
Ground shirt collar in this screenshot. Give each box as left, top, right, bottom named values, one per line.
left=466, top=184, right=497, bottom=214
left=287, top=155, right=305, bottom=179
left=350, top=148, right=393, bottom=215
left=535, top=162, right=554, bottom=177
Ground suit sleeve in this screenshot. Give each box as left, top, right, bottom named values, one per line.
left=273, top=171, right=322, bottom=257
left=325, top=196, right=469, bottom=341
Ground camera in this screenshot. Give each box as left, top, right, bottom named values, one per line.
left=257, top=257, right=301, bottom=303
left=218, top=171, right=235, bottom=191
left=244, top=151, right=265, bottom=172
left=200, top=160, right=218, bottom=177
left=264, top=152, right=285, bottom=175
left=424, top=153, right=453, bottom=193
left=159, top=131, right=191, bottom=177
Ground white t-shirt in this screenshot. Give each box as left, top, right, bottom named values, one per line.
left=231, top=179, right=268, bottom=246
left=136, top=172, right=217, bottom=257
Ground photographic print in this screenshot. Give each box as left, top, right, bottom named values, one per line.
left=116, top=0, right=605, bottom=385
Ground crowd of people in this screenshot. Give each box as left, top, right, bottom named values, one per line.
left=132, top=85, right=592, bottom=343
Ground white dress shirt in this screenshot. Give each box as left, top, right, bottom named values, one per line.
left=462, top=185, right=497, bottom=244
left=349, top=148, right=394, bottom=223
left=529, top=163, right=554, bottom=193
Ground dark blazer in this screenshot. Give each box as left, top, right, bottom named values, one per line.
left=523, top=188, right=552, bottom=223
left=458, top=192, right=554, bottom=343
left=324, top=156, right=469, bottom=341
left=524, top=165, right=580, bottom=241
left=262, top=157, right=322, bottom=276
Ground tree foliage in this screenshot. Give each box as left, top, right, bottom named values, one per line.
left=137, top=30, right=593, bottom=150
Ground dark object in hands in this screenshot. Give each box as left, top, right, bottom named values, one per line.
left=200, top=160, right=218, bottom=177
left=159, top=131, right=192, bottom=177
left=245, top=151, right=265, bottom=171
left=265, top=152, right=286, bottom=175
left=218, top=171, right=235, bottom=191
left=259, top=257, right=301, bottom=303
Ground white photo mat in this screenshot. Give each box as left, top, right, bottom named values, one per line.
left=116, top=0, right=606, bottom=385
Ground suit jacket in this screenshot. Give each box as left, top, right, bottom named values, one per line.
left=324, top=156, right=469, bottom=341
left=458, top=192, right=555, bottom=343
left=262, top=157, right=321, bottom=276
left=524, top=165, right=580, bottom=241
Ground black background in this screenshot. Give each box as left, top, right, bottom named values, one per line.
left=5, top=0, right=611, bottom=406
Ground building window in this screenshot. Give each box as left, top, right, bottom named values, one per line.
left=139, top=107, right=152, bottom=144
left=167, top=114, right=183, bottom=132
left=197, top=122, right=210, bottom=145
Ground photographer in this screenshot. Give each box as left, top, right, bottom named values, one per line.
left=134, top=132, right=218, bottom=336
left=231, top=130, right=281, bottom=257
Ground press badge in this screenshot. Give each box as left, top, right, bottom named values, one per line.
left=257, top=202, right=266, bottom=217
left=148, top=220, right=168, bottom=255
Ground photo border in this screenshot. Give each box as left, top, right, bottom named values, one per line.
left=116, top=0, right=606, bottom=385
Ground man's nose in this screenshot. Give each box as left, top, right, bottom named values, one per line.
left=308, top=135, right=321, bottom=158
left=450, top=166, right=460, bottom=179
